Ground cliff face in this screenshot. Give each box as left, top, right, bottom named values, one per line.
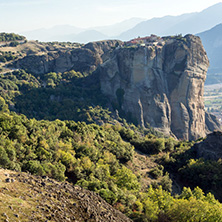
left=100, top=35, right=209, bottom=140
left=14, top=40, right=122, bottom=74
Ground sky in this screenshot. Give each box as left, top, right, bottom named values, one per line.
left=0, top=0, right=222, bottom=32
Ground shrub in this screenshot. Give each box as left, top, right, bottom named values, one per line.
left=149, top=165, right=164, bottom=179
left=99, top=189, right=117, bottom=204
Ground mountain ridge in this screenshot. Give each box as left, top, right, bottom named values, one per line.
left=117, top=3, right=222, bottom=40
left=197, top=23, right=222, bottom=76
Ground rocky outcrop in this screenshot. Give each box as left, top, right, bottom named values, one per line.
left=194, top=131, right=222, bottom=160
left=12, top=36, right=220, bottom=140
left=14, top=40, right=122, bottom=75
left=205, top=112, right=221, bottom=133
left=0, top=169, right=132, bottom=222
left=99, top=35, right=210, bottom=140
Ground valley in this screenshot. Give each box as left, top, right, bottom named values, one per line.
left=204, top=83, right=222, bottom=123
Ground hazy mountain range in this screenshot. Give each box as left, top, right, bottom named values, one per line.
left=119, top=2, right=222, bottom=40
left=198, top=24, right=222, bottom=74
left=21, top=18, right=145, bottom=42
left=196, top=23, right=222, bottom=84
left=21, top=3, right=222, bottom=43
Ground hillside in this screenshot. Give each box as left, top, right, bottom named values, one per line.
left=0, top=110, right=222, bottom=221
left=0, top=33, right=222, bottom=221
left=0, top=34, right=220, bottom=139
left=0, top=169, right=132, bottom=222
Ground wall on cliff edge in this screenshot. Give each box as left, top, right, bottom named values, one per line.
left=99, top=35, right=217, bottom=141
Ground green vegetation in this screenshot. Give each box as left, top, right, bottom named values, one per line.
left=0, top=110, right=222, bottom=221
left=0, top=51, right=18, bottom=62
left=178, top=158, right=222, bottom=200
left=0, top=32, right=25, bottom=42
left=0, top=70, right=39, bottom=105
left=0, top=46, right=222, bottom=220
left=0, top=69, right=112, bottom=123
left=0, top=110, right=133, bottom=182
left=162, top=34, right=187, bottom=43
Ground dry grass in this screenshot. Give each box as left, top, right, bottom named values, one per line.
left=0, top=170, right=38, bottom=221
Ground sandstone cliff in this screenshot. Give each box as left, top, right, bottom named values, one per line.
left=99, top=35, right=210, bottom=140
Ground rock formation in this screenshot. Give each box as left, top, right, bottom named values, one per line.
left=194, top=130, right=222, bottom=160
left=12, top=35, right=220, bottom=140
left=205, top=112, right=221, bottom=133
left=14, top=40, right=121, bottom=75
left=99, top=35, right=210, bottom=140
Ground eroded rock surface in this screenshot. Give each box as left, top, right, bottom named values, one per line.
left=14, top=40, right=122, bottom=74
left=205, top=112, right=221, bottom=133
left=12, top=36, right=220, bottom=140
left=100, top=35, right=210, bottom=140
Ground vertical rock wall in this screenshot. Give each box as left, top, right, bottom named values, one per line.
left=100, top=35, right=209, bottom=140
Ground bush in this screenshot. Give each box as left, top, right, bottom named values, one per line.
left=132, top=138, right=165, bottom=154
left=149, top=165, right=164, bottom=179
left=99, top=188, right=117, bottom=204
left=160, top=173, right=172, bottom=192
left=9, top=41, right=19, bottom=47
left=0, top=146, right=10, bottom=167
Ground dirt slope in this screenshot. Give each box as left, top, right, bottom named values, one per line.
left=0, top=169, right=132, bottom=222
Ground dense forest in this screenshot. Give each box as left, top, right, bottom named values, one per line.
left=0, top=67, right=221, bottom=220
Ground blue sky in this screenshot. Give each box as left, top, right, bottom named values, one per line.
left=1, top=0, right=221, bottom=32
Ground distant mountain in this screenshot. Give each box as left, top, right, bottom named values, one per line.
left=198, top=23, right=222, bottom=73
left=118, top=13, right=196, bottom=40
left=118, top=3, right=222, bottom=40
left=71, top=30, right=109, bottom=43
left=20, top=18, right=144, bottom=43
left=197, top=24, right=222, bottom=84
left=168, top=3, right=222, bottom=35
left=21, top=25, right=84, bottom=41
left=94, top=17, right=145, bottom=36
